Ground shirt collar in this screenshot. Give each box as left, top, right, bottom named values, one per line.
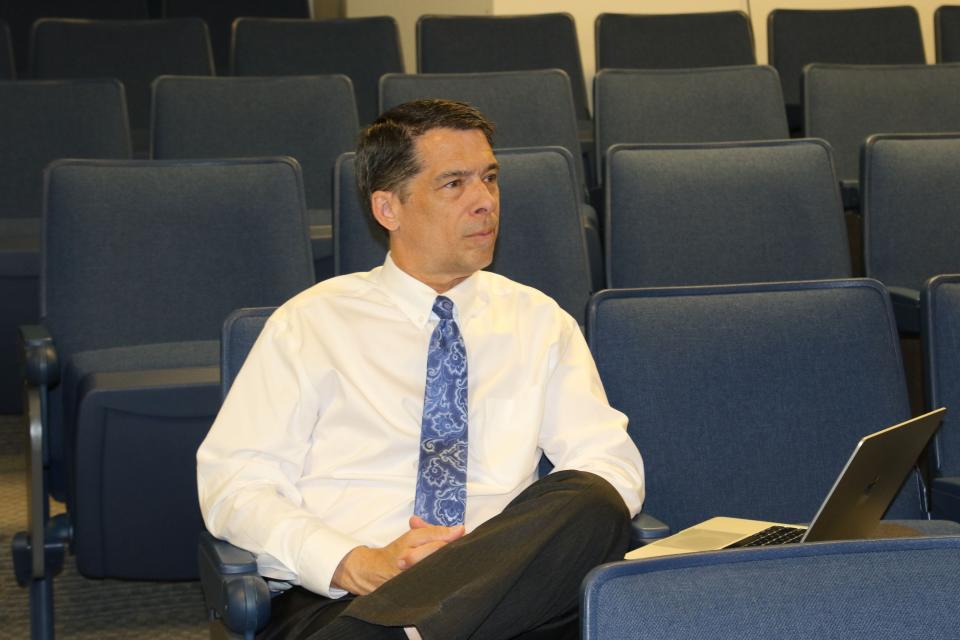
left=377, top=253, right=489, bottom=329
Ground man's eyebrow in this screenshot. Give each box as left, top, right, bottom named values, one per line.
left=433, top=163, right=500, bottom=183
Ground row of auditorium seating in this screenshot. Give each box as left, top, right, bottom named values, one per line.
left=0, top=0, right=311, bottom=75
left=0, top=15, right=401, bottom=137
left=199, top=274, right=960, bottom=638
left=580, top=537, right=960, bottom=639
left=3, top=60, right=960, bottom=389
left=7, top=61, right=960, bottom=203
left=5, top=7, right=960, bottom=127
left=4, top=65, right=960, bottom=415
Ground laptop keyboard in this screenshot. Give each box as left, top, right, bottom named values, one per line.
left=726, top=525, right=806, bottom=548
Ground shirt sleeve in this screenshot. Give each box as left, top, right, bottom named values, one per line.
left=537, top=315, right=646, bottom=517
left=196, top=311, right=358, bottom=598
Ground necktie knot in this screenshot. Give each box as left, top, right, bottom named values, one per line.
left=433, top=295, right=455, bottom=321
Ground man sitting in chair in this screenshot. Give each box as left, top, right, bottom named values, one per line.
left=197, top=99, right=645, bottom=640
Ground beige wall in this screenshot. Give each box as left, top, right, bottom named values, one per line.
left=346, top=0, right=944, bottom=105
left=312, top=0, right=345, bottom=19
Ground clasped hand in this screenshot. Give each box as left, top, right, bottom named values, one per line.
left=331, top=515, right=465, bottom=595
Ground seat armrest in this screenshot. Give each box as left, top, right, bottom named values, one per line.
left=16, top=324, right=63, bottom=582
left=199, top=531, right=271, bottom=637
left=200, top=531, right=259, bottom=575
left=19, top=325, right=59, bottom=386
left=630, top=512, right=671, bottom=547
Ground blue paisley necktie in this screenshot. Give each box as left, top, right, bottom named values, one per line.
left=414, top=295, right=468, bottom=526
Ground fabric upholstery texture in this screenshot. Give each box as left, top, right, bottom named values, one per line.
left=43, top=158, right=313, bottom=355
left=333, top=152, right=388, bottom=277
left=0, top=79, right=131, bottom=220
left=605, top=139, right=850, bottom=288
left=924, top=276, right=960, bottom=478
left=0, top=0, right=148, bottom=76
left=804, top=63, right=960, bottom=183
left=151, top=74, right=358, bottom=236
left=30, top=18, right=214, bottom=143
left=587, top=280, right=923, bottom=533
left=936, top=5, right=960, bottom=62
left=768, top=7, right=924, bottom=111
left=862, top=134, right=960, bottom=293
left=232, top=16, right=402, bottom=126
left=595, top=11, right=755, bottom=70
left=221, top=307, right=275, bottom=396
left=922, top=275, right=960, bottom=519
left=593, top=65, right=788, bottom=182
left=582, top=537, right=960, bottom=640
left=417, top=13, right=590, bottom=126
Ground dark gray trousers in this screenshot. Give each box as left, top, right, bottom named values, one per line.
left=261, top=470, right=631, bottom=640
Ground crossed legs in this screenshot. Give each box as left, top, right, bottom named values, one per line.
left=260, top=470, right=631, bottom=640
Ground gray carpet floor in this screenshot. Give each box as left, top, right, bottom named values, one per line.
left=0, top=414, right=209, bottom=639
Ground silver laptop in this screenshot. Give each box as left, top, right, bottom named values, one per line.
left=626, top=408, right=945, bottom=560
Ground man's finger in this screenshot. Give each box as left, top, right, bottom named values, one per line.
left=398, top=539, right=450, bottom=569
left=403, top=523, right=465, bottom=547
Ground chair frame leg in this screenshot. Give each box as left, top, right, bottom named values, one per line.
left=12, top=364, right=68, bottom=640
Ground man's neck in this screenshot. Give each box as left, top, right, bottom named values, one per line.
left=390, top=255, right=472, bottom=294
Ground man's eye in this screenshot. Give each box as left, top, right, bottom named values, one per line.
left=443, top=179, right=461, bottom=189
left=484, top=173, right=498, bottom=183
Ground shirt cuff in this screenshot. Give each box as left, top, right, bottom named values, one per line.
left=296, top=525, right=366, bottom=598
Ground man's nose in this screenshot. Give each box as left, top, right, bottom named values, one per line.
left=470, top=179, right=497, bottom=214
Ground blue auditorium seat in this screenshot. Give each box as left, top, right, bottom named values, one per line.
left=862, top=133, right=960, bottom=333
left=936, top=5, right=960, bottom=62
left=595, top=11, right=755, bottom=71
left=769, top=6, right=925, bottom=133
left=804, top=63, right=960, bottom=209
left=417, top=13, right=591, bottom=136
left=604, top=139, right=850, bottom=289
left=587, top=279, right=952, bottom=536
left=151, top=74, right=359, bottom=281
left=231, top=16, right=402, bottom=126
left=922, top=274, right=960, bottom=520
left=12, top=158, right=314, bottom=639
left=30, top=17, right=214, bottom=154
left=593, top=65, right=788, bottom=185
left=0, top=0, right=148, bottom=77
left=582, top=537, right=960, bottom=639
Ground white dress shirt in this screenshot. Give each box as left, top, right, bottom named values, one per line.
left=197, top=255, right=645, bottom=598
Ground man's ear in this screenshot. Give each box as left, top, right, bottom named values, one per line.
left=370, top=190, right=401, bottom=232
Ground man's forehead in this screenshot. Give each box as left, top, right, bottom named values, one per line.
left=413, top=127, right=495, bottom=171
